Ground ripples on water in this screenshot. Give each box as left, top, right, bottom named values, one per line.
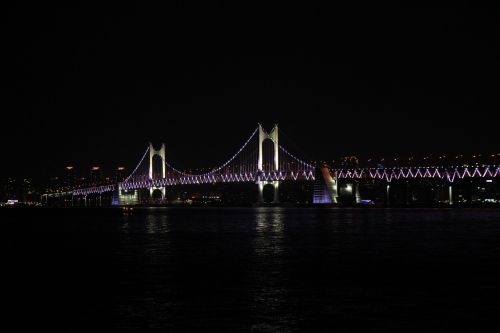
left=2, top=207, right=500, bottom=330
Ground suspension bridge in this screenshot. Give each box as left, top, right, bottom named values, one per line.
left=71, top=124, right=316, bottom=204
left=43, top=124, right=499, bottom=206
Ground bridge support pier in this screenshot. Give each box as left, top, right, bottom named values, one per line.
left=354, top=182, right=361, bottom=203
left=149, top=187, right=166, bottom=201
left=386, top=184, right=391, bottom=205
left=405, top=181, right=410, bottom=205
left=258, top=181, right=264, bottom=203
left=273, top=181, right=279, bottom=203
left=448, top=184, right=453, bottom=205
left=466, top=181, right=473, bottom=204
left=149, top=142, right=166, bottom=203
left=257, top=180, right=280, bottom=203
left=256, top=124, right=280, bottom=204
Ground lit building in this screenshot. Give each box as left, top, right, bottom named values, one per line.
left=21, top=179, right=37, bottom=202
left=116, top=166, right=125, bottom=182
left=2, top=178, right=17, bottom=201
left=90, top=166, right=102, bottom=185
left=66, top=166, right=76, bottom=186
left=340, top=156, right=359, bottom=168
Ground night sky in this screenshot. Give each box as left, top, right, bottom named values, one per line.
left=4, top=3, right=498, bottom=183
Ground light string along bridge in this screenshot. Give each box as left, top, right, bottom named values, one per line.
left=72, top=124, right=315, bottom=203
left=46, top=123, right=498, bottom=205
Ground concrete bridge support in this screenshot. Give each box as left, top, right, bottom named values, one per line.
left=149, top=142, right=166, bottom=201
left=448, top=184, right=453, bottom=205
left=257, top=124, right=279, bottom=204
left=386, top=184, right=391, bottom=205
left=273, top=181, right=279, bottom=203
left=405, top=181, right=411, bottom=205
left=354, top=182, right=361, bottom=203
left=258, top=181, right=264, bottom=203
left=257, top=180, right=280, bottom=203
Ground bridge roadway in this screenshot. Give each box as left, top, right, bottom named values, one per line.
left=67, top=165, right=499, bottom=197
left=335, top=165, right=500, bottom=182
left=70, top=170, right=314, bottom=196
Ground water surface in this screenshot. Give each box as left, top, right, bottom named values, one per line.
left=2, top=207, right=500, bottom=331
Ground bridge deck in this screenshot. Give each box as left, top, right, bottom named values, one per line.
left=57, top=165, right=499, bottom=197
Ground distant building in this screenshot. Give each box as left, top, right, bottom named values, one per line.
left=66, top=166, right=76, bottom=186
left=90, top=166, right=102, bottom=185
left=116, top=166, right=125, bottom=182
left=340, top=156, right=359, bottom=168
left=1, top=178, right=39, bottom=203
left=2, top=178, right=17, bottom=200
left=20, top=179, right=38, bottom=202
left=49, top=176, right=61, bottom=190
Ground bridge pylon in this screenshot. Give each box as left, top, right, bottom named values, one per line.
left=257, top=124, right=279, bottom=203
left=149, top=142, right=166, bottom=200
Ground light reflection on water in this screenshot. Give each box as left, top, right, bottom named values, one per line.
left=6, top=207, right=500, bottom=329
left=251, top=208, right=291, bottom=330
left=145, top=213, right=170, bottom=234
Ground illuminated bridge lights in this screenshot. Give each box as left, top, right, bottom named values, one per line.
left=114, top=170, right=316, bottom=192
left=334, top=166, right=500, bottom=182
left=72, top=184, right=116, bottom=196
left=51, top=125, right=498, bottom=198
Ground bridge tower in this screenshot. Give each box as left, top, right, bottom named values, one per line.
left=149, top=142, right=166, bottom=200
left=257, top=124, right=279, bottom=203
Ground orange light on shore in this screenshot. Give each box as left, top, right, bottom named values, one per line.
left=92, top=166, right=100, bottom=171
left=117, top=166, right=125, bottom=171
left=66, top=166, right=74, bottom=170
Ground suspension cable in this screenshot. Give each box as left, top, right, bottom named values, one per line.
left=278, top=144, right=315, bottom=169
left=163, top=127, right=259, bottom=177
left=123, top=146, right=150, bottom=183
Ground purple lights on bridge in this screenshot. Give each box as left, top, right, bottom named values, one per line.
left=72, top=184, right=116, bottom=196
left=65, top=125, right=318, bottom=197
left=118, top=170, right=316, bottom=192
left=335, top=166, right=500, bottom=182
left=69, top=165, right=499, bottom=197
left=46, top=124, right=499, bottom=201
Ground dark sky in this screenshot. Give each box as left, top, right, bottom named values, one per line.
left=3, top=3, right=498, bottom=182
